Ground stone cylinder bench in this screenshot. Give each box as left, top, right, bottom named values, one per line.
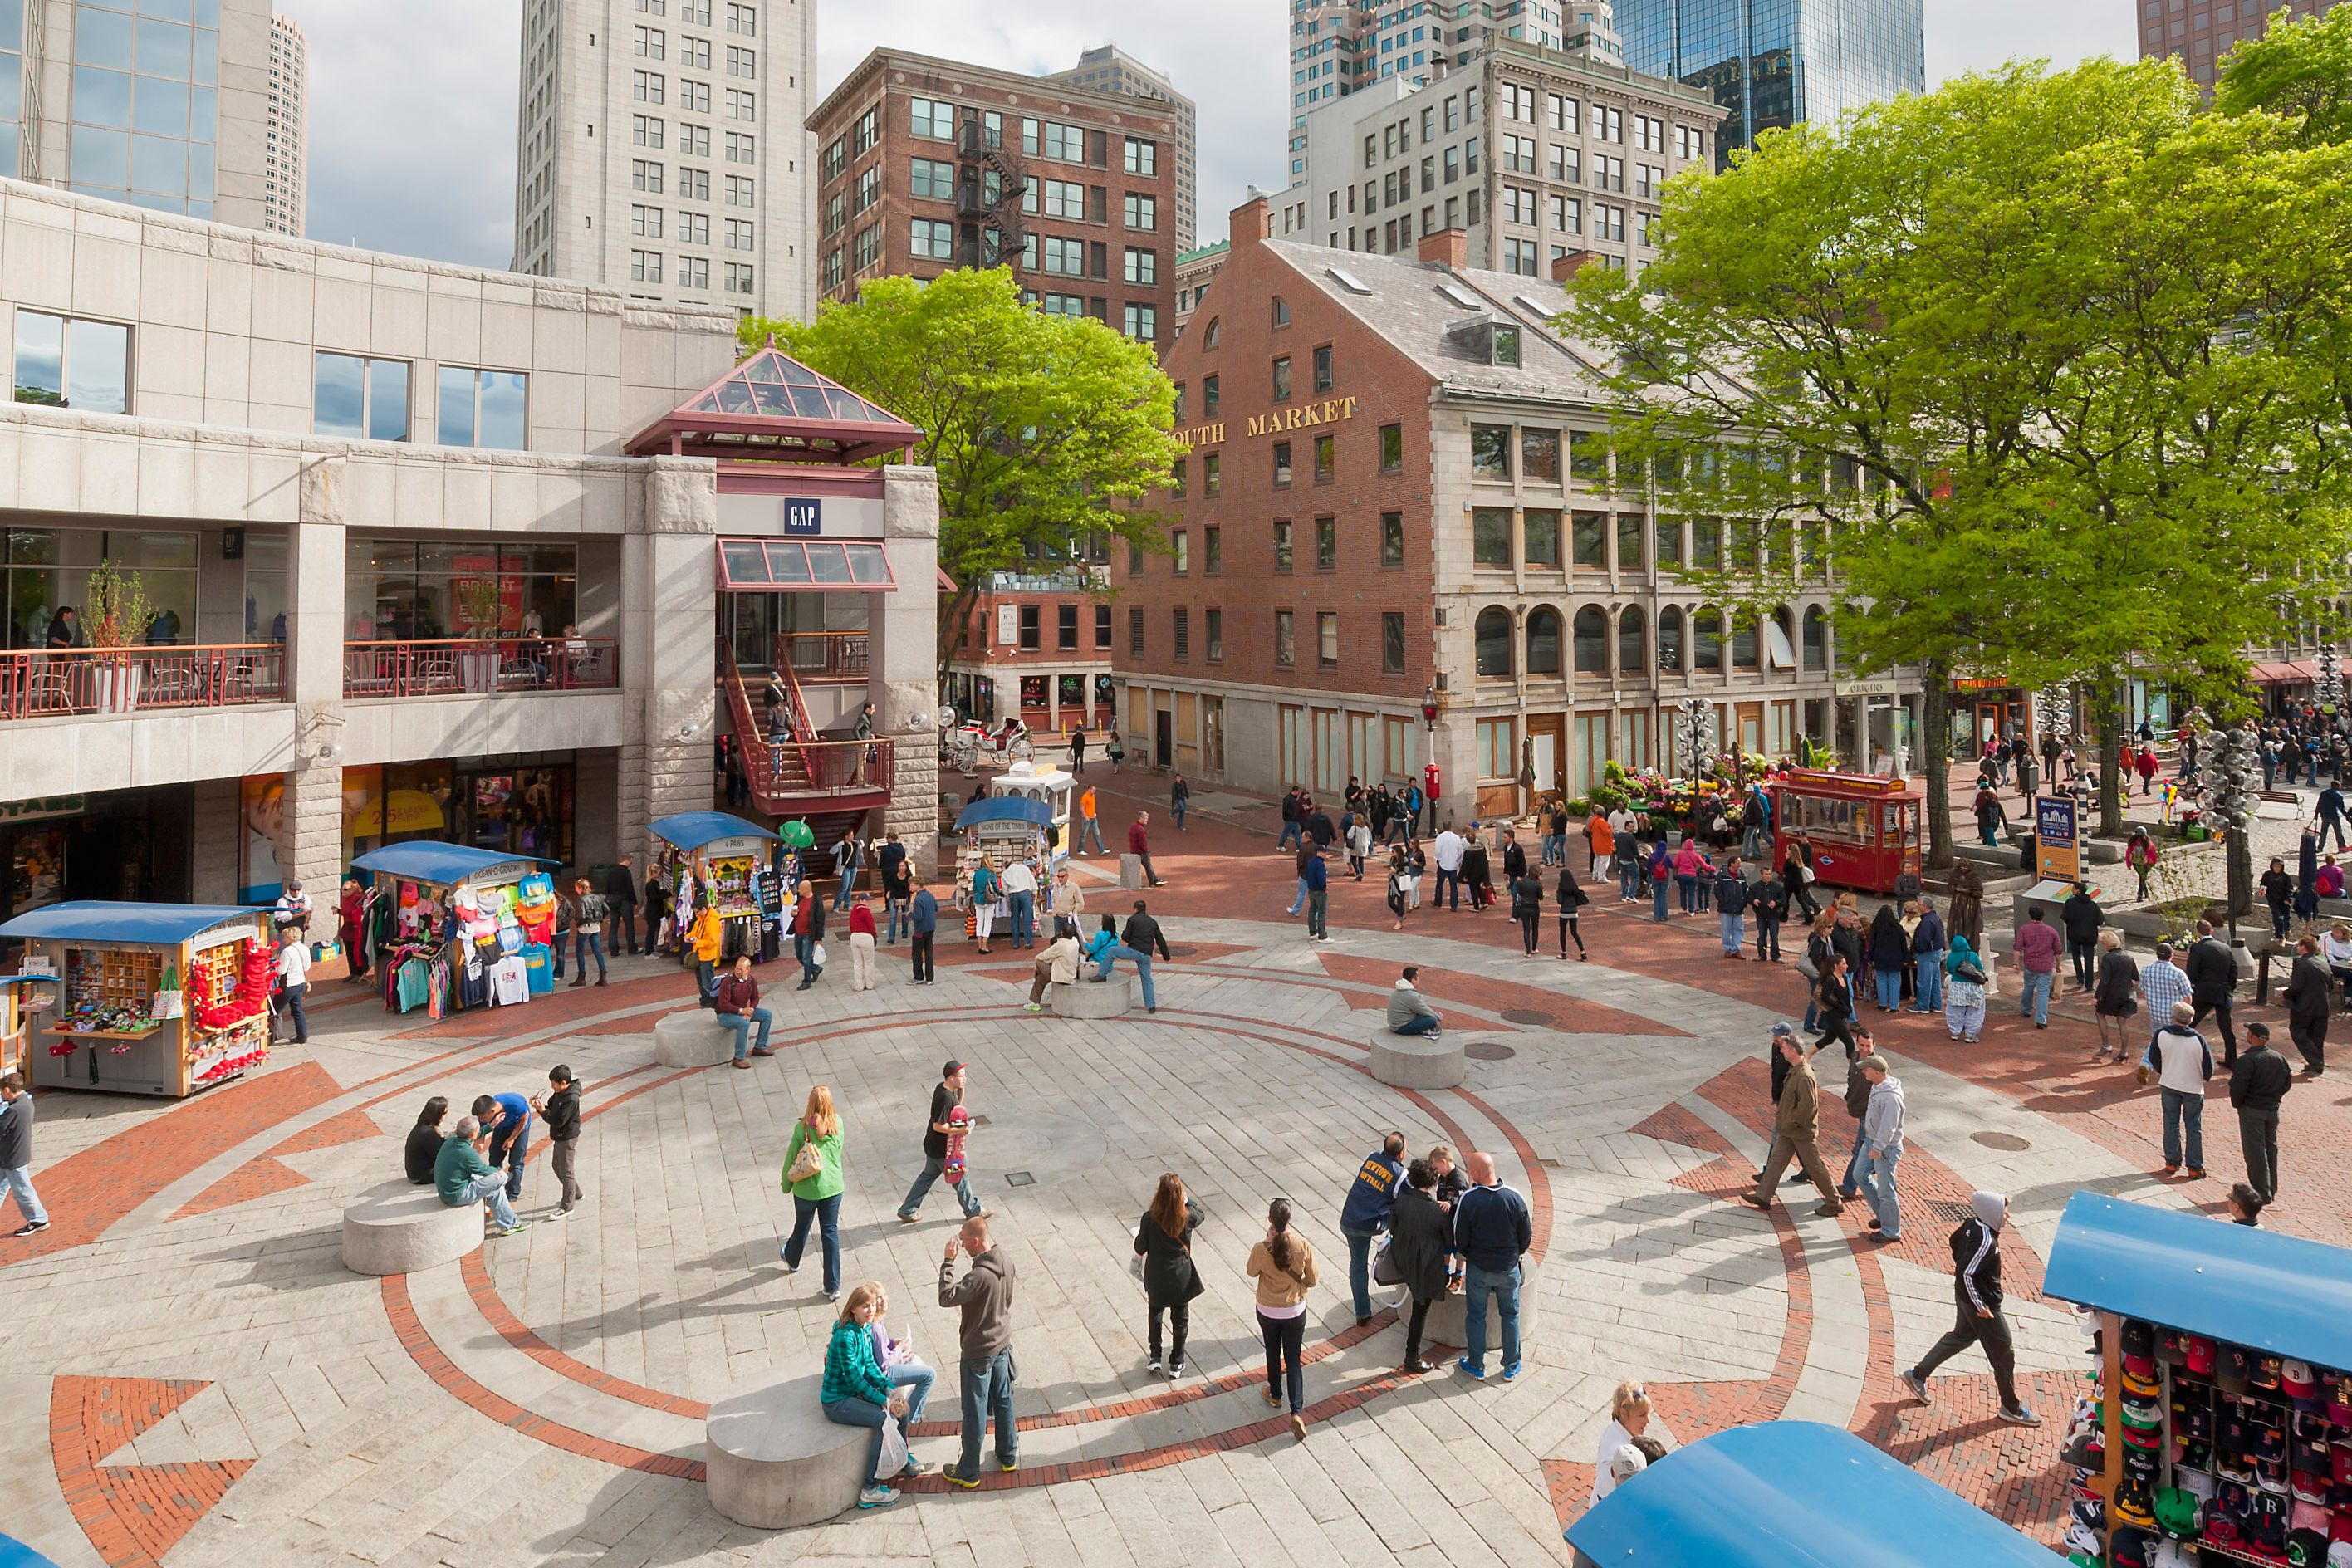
left=1398, top=1259, right=1542, bottom=1354
left=705, top=1372, right=874, bottom=1527
left=1368, top=1030, right=1466, bottom=1090
left=341, top=1176, right=485, bottom=1276
left=1051, top=973, right=1136, bottom=1019
left=654, top=1008, right=737, bottom=1068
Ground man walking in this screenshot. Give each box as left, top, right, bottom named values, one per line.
left=877, top=832, right=909, bottom=943
left=605, top=855, right=639, bottom=955
left=909, top=883, right=938, bottom=984
left=1855, top=1055, right=1904, bottom=1242
left=1835, top=1026, right=1880, bottom=1201
left=898, top=1061, right=985, bottom=1223
left=2230, top=1022, right=2291, bottom=1203
left=938, top=1216, right=1017, bottom=1487
left=1303, top=845, right=1331, bottom=943
left=0, top=1071, right=49, bottom=1237
left=1277, top=788, right=1305, bottom=854
left=2321, top=780, right=2348, bottom=852
left=1900, top=1191, right=2041, bottom=1427
left=1076, top=785, right=1106, bottom=856
left=1453, top=1151, right=1532, bottom=1382
left=713, top=954, right=775, bottom=1066
left=1338, top=1131, right=1408, bottom=1326
left=2146, top=1000, right=2214, bottom=1179
left=1171, top=772, right=1190, bottom=831
left=1432, top=822, right=1466, bottom=912
left=831, top=826, right=863, bottom=914
left=1713, top=857, right=1748, bottom=958
left=2140, top=942, right=2192, bottom=1044
left=1742, top=1031, right=1845, bottom=1218
left=2011, top=907, right=2060, bottom=1029
left=2185, top=919, right=2240, bottom=1066
left=2284, top=934, right=2329, bottom=1076
left=1129, top=811, right=1165, bottom=888
left=2059, top=883, right=2103, bottom=994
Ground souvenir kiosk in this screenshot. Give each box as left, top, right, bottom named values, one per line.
left=1769, top=769, right=1923, bottom=896
left=0, top=903, right=275, bottom=1097
left=649, top=811, right=779, bottom=963
left=350, top=842, right=561, bottom=1017
left=953, top=796, right=1069, bottom=933
left=2040, top=1193, right=2352, bottom=1568
left=1566, top=1421, right=2058, bottom=1568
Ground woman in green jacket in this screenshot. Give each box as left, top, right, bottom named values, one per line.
left=782, top=1085, right=846, bottom=1300
left=821, top=1283, right=919, bottom=1507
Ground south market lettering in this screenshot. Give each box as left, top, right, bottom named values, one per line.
left=1175, top=395, right=1359, bottom=450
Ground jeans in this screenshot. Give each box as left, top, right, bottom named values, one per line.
left=822, top=1394, right=894, bottom=1484
left=1343, top=1223, right=1381, bottom=1320
left=1860, top=1143, right=1902, bottom=1239
left=795, top=933, right=821, bottom=987
left=1095, top=946, right=1156, bottom=1008
left=2018, top=969, right=2053, bottom=1026
left=2324, top=815, right=2348, bottom=852
left=1463, top=1260, right=1522, bottom=1372
left=1259, top=1309, right=1306, bottom=1413
left=717, top=1007, right=774, bottom=1060
left=1720, top=912, right=1745, bottom=953
left=1277, top=821, right=1302, bottom=852
left=1307, top=889, right=1328, bottom=938
left=1393, top=1012, right=1441, bottom=1036
left=2, top=1164, right=47, bottom=1227
left=1874, top=968, right=1903, bottom=1011
left=884, top=895, right=908, bottom=943
left=1947, top=995, right=1986, bottom=1039
left=783, top=1192, right=842, bottom=1293
left=573, top=930, right=605, bottom=982
left=1754, top=917, right=1781, bottom=961
left=1676, top=875, right=1698, bottom=914
left=956, top=1350, right=1017, bottom=1476
left=279, top=982, right=309, bottom=1044
left=899, top=1156, right=980, bottom=1219
left=455, top=1170, right=521, bottom=1230
left=2161, top=1085, right=2205, bottom=1169
left=834, top=865, right=858, bottom=911
left=488, top=1124, right=529, bottom=1201
left=1007, top=890, right=1036, bottom=948
left=1543, top=833, right=1566, bottom=865
left=1078, top=816, right=1106, bottom=855
left=1915, top=963, right=1943, bottom=1012
left=1436, top=867, right=1461, bottom=909
left=1173, top=801, right=1187, bottom=830
left=1620, top=859, right=1639, bottom=900
left=1839, top=1123, right=1869, bottom=1197
left=1287, top=877, right=1308, bottom=917
left=696, top=958, right=717, bottom=1006
left=884, top=1360, right=935, bottom=1426
left=1651, top=880, right=1669, bottom=922
left=911, top=932, right=935, bottom=982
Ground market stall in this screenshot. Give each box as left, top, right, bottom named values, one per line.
left=649, top=811, right=780, bottom=964
left=1566, top=1419, right=2057, bottom=1568
left=350, top=841, right=561, bottom=1017
left=0, top=903, right=274, bottom=1097
left=0, top=973, right=60, bottom=1082
left=2041, top=1192, right=2352, bottom=1568
left=952, top=796, right=1071, bottom=935
left=1770, top=769, right=1923, bottom=896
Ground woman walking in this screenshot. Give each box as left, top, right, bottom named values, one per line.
left=1385, top=846, right=1411, bottom=929
left=780, top=1085, right=846, bottom=1301
left=820, top=1284, right=920, bottom=1509
left=2125, top=829, right=2160, bottom=901
left=1672, top=837, right=1714, bottom=916
left=1512, top=864, right=1545, bottom=956
left=1389, top=1159, right=1453, bottom=1374
left=1556, top=861, right=1589, bottom=959
left=1815, top=953, right=1860, bottom=1059
left=1801, top=911, right=1836, bottom=1032
left=1134, top=1173, right=1205, bottom=1379
left=1943, top=934, right=1990, bottom=1043
left=1245, top=1197, right=1318, bottom=1442
left=1868, top=906, right=1909, bottom=1012
left=1648, top=839, right=1673, bottom=924
left=2090, top=930, right=2139, bottom=1064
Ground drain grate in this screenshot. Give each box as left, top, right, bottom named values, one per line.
left=1003, top=1170, right=1035, bottom=1187
left=1972, top=1131, right=2031, bottom=1152
left=1923, top=1198, right=1978, bottom=1224
left=1501, top=1009, right=1556, bottom=1027
left=1464, top=1041, right=1517, bottom=1061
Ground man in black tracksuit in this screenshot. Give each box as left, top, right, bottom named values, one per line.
left=2229, top=1022, right=2293, bottom=1203
left=1901, top=1190, right=2040, bottom=1427
left=605, top=855, right=639, bottom=955
left=2185, top=920, right=2241, bottom=1066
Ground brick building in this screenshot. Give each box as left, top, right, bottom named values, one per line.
left=943, top=561, right=1117, bottom=735
left=806, top=48, right=1178, bottom=351
left=2137, top=0, right=2344, bottom=85
left=1113, top=196, right=1917, bottom=823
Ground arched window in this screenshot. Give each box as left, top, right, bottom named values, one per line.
left=1573, top=606, right=1609, bottom=674
left=1693, top=607, right=1722, bottom=672
left=1657, top=605, right=1684, bottom=672
left=1618, top=605, right=1647, bottom=673
left=1475, top=606, right=1514, bottom=677
left=1203, top=316, right=1222, bottom=350
left=1802, top=606, right=1829, bottom=670
left=1526, top=606, right=1563, bottom=675
left=1272, top=296, right=1291, bottom=327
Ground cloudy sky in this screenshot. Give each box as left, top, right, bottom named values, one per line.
left=276, top=0, right=2135, bottom=267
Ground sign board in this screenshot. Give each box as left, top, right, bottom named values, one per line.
left=1835, top=679, right=1898, bottom=698
left=2036, top=794, right=2080, bottom=884
left=700, top=835, right=770, bottom=860
left=997, top=605, right=1018, bottom=645
left=782, top=498, right=822, bottom=536
left=0, top=796, right=86, bottom=826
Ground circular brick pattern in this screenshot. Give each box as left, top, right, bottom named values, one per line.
left=1464, top=1041, right=1517, bottom=1061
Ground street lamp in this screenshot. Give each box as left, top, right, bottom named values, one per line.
left=1421, top=683, right=1439, bottom=733
left=2320, top=646, right=2342, bottom=718
left=1672, top=698, right=1718, bottom=782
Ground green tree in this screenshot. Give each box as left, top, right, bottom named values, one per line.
left=2216, top=3, right=2352, bottom=145
left=741, top=267, right=1184, bottom=674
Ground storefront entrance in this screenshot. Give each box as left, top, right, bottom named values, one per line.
left=1, top=786, right=193, bottom=923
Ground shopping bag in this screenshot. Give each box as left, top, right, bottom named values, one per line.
left=876, top=1410, right=909, bottom=1479
left=811, top=941, right=828, bottom=968
left=1129, top=1226, right=1146, bottom=1289
left=1371, top=1235, right=1403, bottom=1286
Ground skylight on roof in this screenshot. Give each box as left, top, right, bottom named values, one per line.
left=1437, top=281, right=1483, bottom=310
left=1325, top=266, right=1373, bottom=296
left=1515, top=294, right=1562, bottom=320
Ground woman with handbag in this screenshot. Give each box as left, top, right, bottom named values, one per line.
left=1815, top=953, right=1860, bottom=1059
left=1556, top=862, right=1590, bottom=960
left=1134, top=1173, right=1205, bottom=1378
left=968, top=856, right=1000, bottom=956
left=2090, top=929, right=2140, bottom=1064
left=821, top=1283, right=919, bottom=1509
left=781, top=1085, right=846, bottom=1300
left=1246, top=1198, right=1318, bottom=1442
left=1943, top=934, right=1991, bottom=1043
left=1798, top=912, right=1835, bottom=1031
left=1388, top=1159, right=1453, bottom=1374
left=1512, top=866, right=1546, bottom=956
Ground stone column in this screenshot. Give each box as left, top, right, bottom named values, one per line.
left=279, top=459, right=348, bottom=899
left=628, top=458, right=719, bottom=860
left=878, top=465, right=942, bottom=878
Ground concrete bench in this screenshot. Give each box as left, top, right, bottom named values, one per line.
left=1051, top=973, right=1135, bottom=1019
left=654, top=1008, right=737, bottom=1068
left=705, top=1371, right=874, bottom=1528
left=341, top=1176, right=486, bottom=1276
left=1399, top=1257, right=1542, bottom=1354
left=1369, top=1030, right=1465, bottom=1090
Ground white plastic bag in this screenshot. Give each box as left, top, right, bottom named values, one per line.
left=811, top=941, right=828, bottom=968
left=1129, top=1226, right=1146, bottom=1289
left=876, top=1409, right=909, bottom=1478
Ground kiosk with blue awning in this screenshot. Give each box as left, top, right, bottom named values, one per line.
left=1566, top=1421, right=2059, bottom=1568
left=953, top=774, right=1076, bottom=934
left=0, top=902, right=274, bottom=1097
left=649, top=812, right=777, bottom=921
left=351, top=842, right=561, bottom=1014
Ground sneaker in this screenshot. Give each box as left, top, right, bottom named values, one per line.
left=2186, top=1167, right=2207, bottom=1179
left=896, top=1211, right=919, bottom=1224
left=858, top=1484, right=900, bottom=1509
left=1901, top=1370, right=1932, bottom=1404
left=1166, top=1360, right=1185, bottom=1379
left=1998, top=1405, right=2043, bottom=1428
left=1147, top=1356, right=1162, bottom=1372
left=1000, top=1459, right=1019, bottom=1473
left=11, top=1220, right=48, bottom=1237
left=1500, top=1362, right=1522, bottom=1382
left=1456, top=1358, right=1486, bottom=1380
left=1402, top=1359, right=1436, bottom=1374
left=494, top=1222, right=532, bottom=1237
left=1022, top=1002, right=1043, bottom=1012
left=825, top=1291, right=840, bottom=1304
left=941, top=1467, right=980, bottom=1490
left=780, top=1253, right=798, bottom=1272
left=543, top=1207, right=571, bottom=1223
left=898, top=1458, right=929, bottom=1479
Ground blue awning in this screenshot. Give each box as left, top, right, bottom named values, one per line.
left=350, top=841, right=561, bottom=889
left=1567, top=1422, right=2056, bottom=1568
left=2042, top=1193, right=2352, bottom=1368
left=0, top=902, right=272, bottom=946
left=649, top=811, right=778, bottom=851
left=955, top=797, right=1056, bottom=831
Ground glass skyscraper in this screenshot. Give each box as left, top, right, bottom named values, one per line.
left=1615, top=0, right=1922, bottom=166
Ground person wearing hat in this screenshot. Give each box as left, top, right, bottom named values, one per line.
left=2229, top=1023, right=2293, bottom=1204
left=896, top=1062, right=986, bottom=1224
left=1900, top=1190, right=2041, bottom=1426
left=1742, top=1030, right=1845, bottom=1219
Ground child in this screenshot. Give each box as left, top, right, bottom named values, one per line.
left=943, top=1105, right=973, bottom=1186
left=532, top=1065, right=583, bottom=1218
left=2227, top=1182, right=2265, bottom=1227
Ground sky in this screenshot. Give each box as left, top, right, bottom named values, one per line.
left=275, top=0, right=2137, bottom=270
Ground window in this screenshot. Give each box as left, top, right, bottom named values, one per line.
left=634, top=26, right=664, bottom=57
left=679, top=257, right=710, bottom=289
left=1203, top=373, right=1220, bottom=410
left=1095, top=604, right=1113, bottom=649
left=1692, top=607, right=1722, bottom=671
left=1316, top=611, right=1339, bottom=668
left=1125, top=247, right=1157, bottom=285
left=435, top=365, right=527, bottom=450
left=679, top=80, right=711, bottom=112
left=633, top=115, right=664, bottom=148
left=1552, top=194, right=1581, bottom=234
left=1129, top=606, right=1144, bottom=655
left=726, top=131, right=756, bottom=163
left=633, top=70, right=664, bottom=103
left=1802, top=606, right=1829, bottom=669
left=1502, top=508, right=1551, bottom=569
left=1169, top=458, right=1186, bottom=498
left=853, top=224, right=879, bottom=269
left=1032, top=177, right=1086, bottom=218
left=1570, top=511, right=1607, bottom=569
left=1677, top=125, right=1704, bottom=161
left=1205, top=527, right=1221, bottom=575
left=1173, top=530, right=1189, bottom=576
left=911, top=218, right=953, bottom=259
left=1524, top=607, right=1562, bottom=674
left=629, top=247, right=664, bottom=284
left=1590, top=103, right=1622, bottom=142
left=1474, top=607, right=1513, bottom=677
left=1316, top=516, right=1336, bottom=570
left=910, top=159, right=953, bottom=200
left=1124, top=193, right=1157, bottom=230
left=728, top=3, right=758, bottom=33
left=1473, top=507, right=1511, bottom=567
left=1274, top=519, right=1294, bottom=571
left=312, top=353, right=409, bottom=441
left=1172, top=607, right=1189, bottom=661
left=726, top=88, right=755, bottom=120
left=1203, top=453, right=1220, bottom=495
left=726, top=261, right=757, bottom=294
left=1124, top=137, right=1157, bottom=176
left=1471, top=424, right=1512, bottom=479
left=1657, top=605, right=1683, bottom=671
left=1206, top=608, right=1223, bottom=662
left=1655, top=517, right=1683, bottom=567
left=1381, top=611, right=1407, bottom=674
left=1381, top=512, right=1404, bottom=567
left=13, top=311, right=129, bottom=415
left=682, top=0, right=712, bottom=23
left=1547, top=93, right=1577, bottom=131
left=1272, top=355, right=1291, bottom=402
left=1691, top=517, right=1721, bottom=568
left=1615, top=513, right=1643, bottom=575
left=1521, top=427, right=1560, bottom=483
left=1123, top=305, right=1157, bottom=341
left=1593, top=154, right=1624, bottom=192
left=1617, top=607, right=1646, bottom=672
left=1312, top=345, right=1332, bottom=394
left=631, top=203, right=663, bottom=238
left=1314, top=434, right=1335, bottom=483
left=1018, top=605, right=1041, bottom=650
left=726, top=45, right=756, bottom=77
left=631, top=159, right=664, bottom=193
left=1273, top=440, right=1293, bottom=487
left=1036, top=235, right=1085, bottom=276
left=853, top=167, right=878, bottom=212
left=1275, top=609, right=1295, bottom=666
left=1203, top=317, right=1220, bottom=349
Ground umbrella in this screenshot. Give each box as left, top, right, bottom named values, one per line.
left=779, top=819, right=815, bottom=850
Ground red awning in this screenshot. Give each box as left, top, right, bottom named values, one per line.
left=2253, top=660, right=2316, bottom=684
left=716, top=537, right=896, bottom=591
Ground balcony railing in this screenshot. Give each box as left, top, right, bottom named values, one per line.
left=754, top=736, right=895, bottom=800
left=0, top=644, right=286, bottom=718
left=343, top=638, right=619, bottom=699
left=777, top=631, right=870, bottom=683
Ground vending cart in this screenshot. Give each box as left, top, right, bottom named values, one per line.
left=649, top=811, right=780, bottom=963
left=350, top=841, right=562, bottom=1016
left=1769, top=769, right=1923, bottom=896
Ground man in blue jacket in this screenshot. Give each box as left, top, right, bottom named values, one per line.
left=1338, top=1132, right=1408, bottom=1325
left=1713, top=858, right=1750, bottom=958
left=909, top=885, right=938, bottom=984
left=1304, top=847, right=1331, bottom=943
left=1453, top=1151, right=1532, bottom=1381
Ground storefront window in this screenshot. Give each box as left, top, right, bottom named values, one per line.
left=0, top=528, right=198, bottom=648
left=243, top=531, right=287, bottom=643
left=346, top=537, right=578, bottom=639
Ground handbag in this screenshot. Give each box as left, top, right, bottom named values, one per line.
left=1953, top=962, right=1987, bottom=986
left=1793, top=952, right=1821, bottom=982
left=1800, top=863, right=1816, bottom=884
left=1129, top=1227, right=1147, bottom=1288
left=786, top=1126, right=825, bottom=1185
left=1371, top=1235, right=1403, bottom=1286
left=811, top=941, right=828, bottom=968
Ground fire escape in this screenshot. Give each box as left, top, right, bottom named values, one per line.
left=955, top=117, right=1030, bottom=271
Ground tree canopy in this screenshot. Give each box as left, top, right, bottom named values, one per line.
left=741, top=267, right=1184, bottom=667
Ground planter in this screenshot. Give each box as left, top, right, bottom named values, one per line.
left=92, top=660, right=142, bottom=714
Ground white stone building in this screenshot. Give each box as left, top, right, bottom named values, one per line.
left=262, top=10, right=302, bottom=238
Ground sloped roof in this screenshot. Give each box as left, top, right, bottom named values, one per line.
left=626, top=343, right=924, bottom=463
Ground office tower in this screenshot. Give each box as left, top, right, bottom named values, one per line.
left=1615, top=0, right=1923, bottom=165
left=1289, top=0, right=1370, bottom=181
left=2138, top=0, right=2344, bottom=85
left=5, top=0, right=272, bottom=225
left=512, top=0, right=816, bottom=322
left=262, top=9, right=301, bottom=234
left=1043, top=44, right=1197, bottom=247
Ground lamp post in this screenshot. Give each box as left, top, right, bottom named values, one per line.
left=1672, top=698, right=1717, bottom=783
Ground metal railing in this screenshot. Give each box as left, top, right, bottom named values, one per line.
left=0, top=644, right=286, bottom=718
left=762, top=736, right=896, bottom=798
left=343, top=638, right=619, bottom=699
left=777, top=631, right=870, bottom=682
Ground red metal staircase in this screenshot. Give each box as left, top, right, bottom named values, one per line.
left=717, top=639, right=894, bottom=845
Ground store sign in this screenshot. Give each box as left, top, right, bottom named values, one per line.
left=782, top=499, right=822, bottom=536
left=0, top=796, right=85, bottom=826
left=1834, top=679, right=1898, bottom=698
left=1175, top=396, right=1361, bottom=450
left=997, top=605, right=1019, bottom=645
left=2036, top=795, right=2080, bottom=884
left=701, top=835, right=768, bottom=859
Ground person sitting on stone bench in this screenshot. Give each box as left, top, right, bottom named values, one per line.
left=433, top=1114, right=529, bottom=1237
left=1389, top=965, right=1442, bottom=1037
left=404, top=1095, right=449, bottom=1185
left=1082, top=914, right=1159, bottom=1012
left=1022, top=920, right=1083, bottom=1013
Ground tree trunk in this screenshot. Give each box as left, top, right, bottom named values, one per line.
left=1923, top=663, right=1953, bottom=870
left=2099, top=675, right=2127, bottom=839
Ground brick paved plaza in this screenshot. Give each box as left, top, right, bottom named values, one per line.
left=4, top=772, right=2343, bottom=1567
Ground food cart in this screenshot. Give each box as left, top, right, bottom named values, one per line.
left=1769, top=768, right=1923, bottom=895
left=2041, top=1193, right=2352, bottom=1568
left=1566, top=1420, right=2057, bottom=1568
left=350, top=841, right=562, bottom=1016
left=649, top=811, right=780, bottom=964
left=0, top=903, right=275, bottom=1097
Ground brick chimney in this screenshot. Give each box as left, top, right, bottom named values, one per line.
left=1418, top=227, right=1468, bottom=268
left=1551, top=249, right=1602, bottom=283
left=1230, top=194, right=1272, bottom=249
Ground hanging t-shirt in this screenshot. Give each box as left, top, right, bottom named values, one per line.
left=395, top=957, right=433, bottom=1013
left=490, top=957, right=530, bottom=1007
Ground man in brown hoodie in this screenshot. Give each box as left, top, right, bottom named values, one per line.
left=1744, top=1032, right=1845, bottom=1218
left=938, top=1216, right=1017, bottom=1487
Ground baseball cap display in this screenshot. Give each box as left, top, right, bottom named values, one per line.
left=2154, top=1487, right=2203, bottom=1541
left=2223, top=1345, right=2256, bottom=1394
left=2106, top=1526, right=2150, bottom=1568
left=2287, top=1362, right=2321, bottom=1404
left=2258, top=1355, right=2287, bottom=1392
left=2117, top=1478, right=2158, bottom=1527
left=2188, top=1337, right=2218, bottom=1376
left=2296, top=1529, right=2335, bottom=1567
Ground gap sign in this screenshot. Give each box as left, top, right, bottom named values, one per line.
left=783, top=499, right=822, bottom=536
